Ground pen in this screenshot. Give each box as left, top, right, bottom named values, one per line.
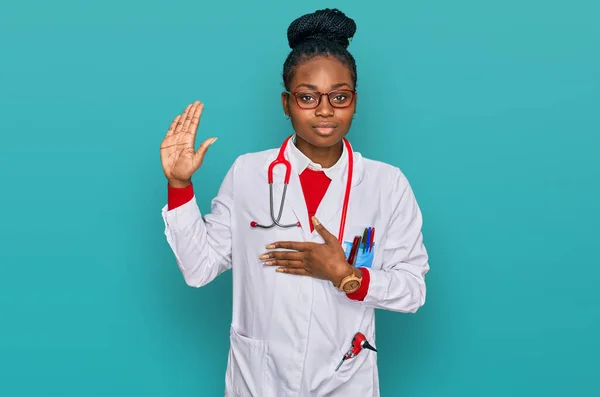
left=369, top=227, right=375, bottom=252
left=348, top=236, right=361, bottom=265
left=362, top=228, right=368, bottom=252
left=365, top=228, right=371, bottom=253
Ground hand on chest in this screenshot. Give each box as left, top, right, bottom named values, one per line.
left=299, top=170, right=379, bottom=269
left=242, top=168, right=384, bottom=271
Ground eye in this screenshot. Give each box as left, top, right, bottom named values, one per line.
left=299, top=94, right=316, bottom=103
left=331, top=92, right=350, bottom=103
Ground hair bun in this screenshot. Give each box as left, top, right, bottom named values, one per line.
left=287, top=8, right=356, bottom=50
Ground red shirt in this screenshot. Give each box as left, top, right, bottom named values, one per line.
left=298, top=168, right=331, bottom=233
left=167, top=168, right=370, bottom=300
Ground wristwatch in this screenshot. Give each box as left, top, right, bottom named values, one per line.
left=338, top=270, right=362, bottom=293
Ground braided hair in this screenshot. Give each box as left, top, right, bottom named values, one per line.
left=283, top=8, right=357, bottom=91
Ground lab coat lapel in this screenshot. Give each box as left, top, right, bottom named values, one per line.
left=313, top=175, right=344, bottom=241
left=315, top=148, right=365, bottom=243
left=285, top=172, right=312, bottom=238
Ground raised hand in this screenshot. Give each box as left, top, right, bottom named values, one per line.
left=160, top=100, right=217, bottom=188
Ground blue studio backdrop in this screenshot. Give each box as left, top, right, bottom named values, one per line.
left=1, top=1, right=599, bottom=396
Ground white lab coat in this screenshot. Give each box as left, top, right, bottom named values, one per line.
left=161, top=137, right=429, bottom=397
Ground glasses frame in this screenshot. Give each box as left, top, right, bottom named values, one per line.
left=286, top=89, right=356, bottom=109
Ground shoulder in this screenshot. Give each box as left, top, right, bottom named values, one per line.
left=358, top=154, right=410, bottom=188
left=358, top=155, right=422, bottom=217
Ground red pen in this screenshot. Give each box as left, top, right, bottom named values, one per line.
left=347, top=236, right=360, bottom=265
left=369, top=227, right=375, bottom=252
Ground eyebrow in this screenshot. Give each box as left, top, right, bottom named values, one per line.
left=294, top=82, right=352, bottom=91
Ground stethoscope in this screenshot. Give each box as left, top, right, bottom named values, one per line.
left=250, top=134, right=354, bottom=244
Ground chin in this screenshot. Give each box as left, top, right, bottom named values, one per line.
left=297, top=130, right=348, bottom=147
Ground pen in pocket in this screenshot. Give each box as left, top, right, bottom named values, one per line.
left=369, top=227, right=375, bottom=252
left=365, top=228, right=372, bottom=253
left=348, top=236, right=361, bottom=265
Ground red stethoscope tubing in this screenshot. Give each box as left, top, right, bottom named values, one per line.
left=338, top=138, right=353, bottom=244
left=250, top=135, right=353, bottom=244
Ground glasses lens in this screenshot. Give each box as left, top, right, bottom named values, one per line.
left=296, top=92, right=319, bottom=108
left=328, top=91, right=353, bottom=107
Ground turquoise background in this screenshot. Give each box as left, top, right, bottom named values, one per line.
left=1, top=0, right=599, bottom=395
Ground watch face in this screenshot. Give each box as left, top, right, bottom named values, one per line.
left=343, top=279, right=361, bottom=293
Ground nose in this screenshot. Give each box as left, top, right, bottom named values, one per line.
left=315, top=93, right=334, bottom=117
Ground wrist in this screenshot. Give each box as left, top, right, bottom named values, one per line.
left=332, top=262, right=359, bottom=288
left=168, top=179, right=192, bottom=189
left=352, top=267, right=363, bottom=279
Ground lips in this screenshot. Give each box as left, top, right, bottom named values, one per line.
left=313, top=123, right=337, bottom=128
left=313, top=123, right=338, bottom=136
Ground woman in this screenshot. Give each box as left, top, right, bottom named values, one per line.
left=160, top=8, right=429, bottom=397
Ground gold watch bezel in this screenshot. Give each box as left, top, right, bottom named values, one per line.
left=338, top=273, right=362, bottom=293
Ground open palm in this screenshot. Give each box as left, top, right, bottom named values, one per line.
left=160, top=100, right=217, bottom=186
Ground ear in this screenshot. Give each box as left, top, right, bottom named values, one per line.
left=281, top=92, right=290, bottom=117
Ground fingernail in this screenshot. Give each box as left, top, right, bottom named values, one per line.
left=276, top=268, right=285, bottom=273
left=265, top=244, right=275, bottom=249
left=210, top=137, right=218, bottom=145
left=312, top=216, right=320, bottom=225
left=264, top=260, right=274, bottom=265
left=259, top=254, right=269, bottom=260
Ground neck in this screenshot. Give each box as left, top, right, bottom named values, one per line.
left=294, top=135, right=343, bottom=168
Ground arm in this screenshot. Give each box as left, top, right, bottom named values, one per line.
left=161, top=161, right=236, bottom=288
left=354, top=168, right=430, bottom=313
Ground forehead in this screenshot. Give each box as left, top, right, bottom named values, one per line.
left=291, top=56, right=353, bottom=90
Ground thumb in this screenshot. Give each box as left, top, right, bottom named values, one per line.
left=193, top=137, right=218, bottom=170
left=312, top=216, right=336, bottom=244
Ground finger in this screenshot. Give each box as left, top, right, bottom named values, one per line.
left=182, top=101, right=199, bottom=132
left=264, top=259, right=304, bottom=268
left=275, top=268, right=311, bottom=276
left=260, top=250, right=304, bottom=261
left=192, top=137, right=218, bottom=168
left=175, top=104, right=192, bottom=133
left=266, top=241, right=312, bottom=251
left=166, top=115, right=181, bottom=136
left=188, top=101, right=204, bottom=135
left=312, top=216, right=337, bottom=244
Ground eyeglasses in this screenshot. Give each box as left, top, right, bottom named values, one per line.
left=286, top=89, right=356, bottom=109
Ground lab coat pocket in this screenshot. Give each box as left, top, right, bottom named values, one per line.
left=343, top=241, right=376, bottom=269
left=227, top=325, right=269, bottom=397
left=321, top=335, right=375, bottom=395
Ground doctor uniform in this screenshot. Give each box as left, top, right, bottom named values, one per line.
left=161, top=136, right=429, bottom=397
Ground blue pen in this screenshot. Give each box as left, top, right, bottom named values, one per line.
left=365, top=227, right=371, bottom=253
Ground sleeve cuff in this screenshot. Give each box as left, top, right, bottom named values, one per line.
left=346, top=267, right=370, bottom=301
left=168, top=183, right=194, bottom=210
